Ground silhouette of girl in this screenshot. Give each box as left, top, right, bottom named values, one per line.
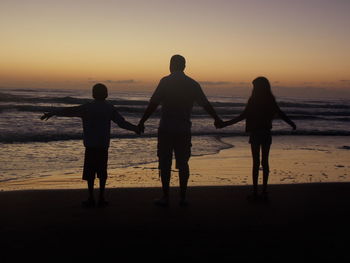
left=222, top=77, right=296, bottom=200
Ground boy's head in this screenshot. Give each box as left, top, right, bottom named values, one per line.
left=92, top=83, right=108, bottom=100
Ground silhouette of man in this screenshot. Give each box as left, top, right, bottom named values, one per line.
left=139, top=55, right=223, bottom=206
left=41, top=83, right=139, bottom=207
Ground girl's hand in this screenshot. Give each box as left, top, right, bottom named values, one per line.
left=216, top=121, right=231, bottom=128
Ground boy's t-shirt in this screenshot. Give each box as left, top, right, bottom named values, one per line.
left=150, top=71, right=209, bottom=133
left=55, top=100, right=125, bottom=148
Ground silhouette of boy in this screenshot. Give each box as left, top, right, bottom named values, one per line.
left=41, top=83, right=139, bottom=207
left=139, top=55, right=223, bottom=206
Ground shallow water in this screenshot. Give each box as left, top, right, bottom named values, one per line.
left=1, top=88, right=349, bottom=185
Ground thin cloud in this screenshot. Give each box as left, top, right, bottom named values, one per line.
left=88, top=79, right=137, bottom=84
left=199, top=81, right=232, bottom=86
left=199, top=81, right=250, bottom=87
left=106, top=79, right=136, bottom=84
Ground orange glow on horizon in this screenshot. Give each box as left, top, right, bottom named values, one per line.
left=0, top=0, right=349, bottom=92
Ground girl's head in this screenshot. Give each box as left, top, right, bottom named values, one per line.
left=250, top=76, right=275, bottom=103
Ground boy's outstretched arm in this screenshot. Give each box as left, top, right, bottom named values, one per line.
left=40, top=106, right=84, bottom=120
left=138, top=102, right=159, bottom=133
left=112, top=108, right=140, bottom=134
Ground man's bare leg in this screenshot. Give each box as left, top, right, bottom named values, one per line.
left=82, top=178, right=95, bottom=207
left=154, top=169, right=171, bottom=206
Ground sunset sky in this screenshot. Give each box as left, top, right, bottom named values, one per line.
left=1, top=0, right=349, bottom=94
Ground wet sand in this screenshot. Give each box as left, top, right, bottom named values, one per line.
left=1, top=183, right=350, bottom=262
left=1, top=136, right=350, bottom=190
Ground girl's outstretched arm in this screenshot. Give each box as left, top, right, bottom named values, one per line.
left=222, top=108, right=247, bottom=128
left=277, top=107, right=296, bottom=130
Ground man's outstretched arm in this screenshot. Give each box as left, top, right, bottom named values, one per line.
left=138, top=102, right=159, bottom=133
left=202, top=103, right=224, bottom=128
left=194, top=83, right=223, bottom=128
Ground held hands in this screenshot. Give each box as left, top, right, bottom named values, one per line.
left=133, top=125, right=141, bottom=135
left=215, top=118, right=233, bottom=129
left=40, top=112, right=53, bottom=121
left=138, top=122, right=145, bottom=134
left=214, top=119, right=224, bottom=129
left=215, top=119, right=235, bottom=129
left=291, top=122, right=297, bottom=130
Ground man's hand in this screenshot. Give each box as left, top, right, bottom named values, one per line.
left=214, top=118, right=225, bottom=129
left=40, top=112, right=53, bottom=121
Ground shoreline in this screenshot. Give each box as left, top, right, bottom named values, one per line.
left=1, top=135, right=349, bottom=191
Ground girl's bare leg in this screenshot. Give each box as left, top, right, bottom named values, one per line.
left=261, top=143, right=271, bottom=194
left=250, top=143, right=260, bottom=197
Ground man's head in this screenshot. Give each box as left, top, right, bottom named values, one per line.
left=170, top=54, right=186, bottom=72
left=92, top=83, right=108, bottom=100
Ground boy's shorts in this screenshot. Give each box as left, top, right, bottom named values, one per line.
left=157, top=131, right=192, bottom=171
left=83, top=147, right=108, bottom=181
left=249, top=130, right=272, bottom=145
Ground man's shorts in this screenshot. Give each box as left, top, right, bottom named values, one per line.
left=157, top=131, right=192, bottom=171
left=83, top=147, right=109, bottom=181
left=249, top=130, right=272, bottom=145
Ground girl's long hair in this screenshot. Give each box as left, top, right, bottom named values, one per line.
left=248, top=76, right=276, bottom=106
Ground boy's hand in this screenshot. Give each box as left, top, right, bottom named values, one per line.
left=40, top=112, right=53, bottom=121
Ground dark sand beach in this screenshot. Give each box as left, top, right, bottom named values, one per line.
left=1, top=183, right=350, bottom=262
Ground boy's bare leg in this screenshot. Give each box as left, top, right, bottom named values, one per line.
left=179, top=164, right=189, bottom=205
left=99, top=177, right=107, bottom=201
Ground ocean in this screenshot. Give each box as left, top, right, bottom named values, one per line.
left=0, top=87, right=349, bottom=183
